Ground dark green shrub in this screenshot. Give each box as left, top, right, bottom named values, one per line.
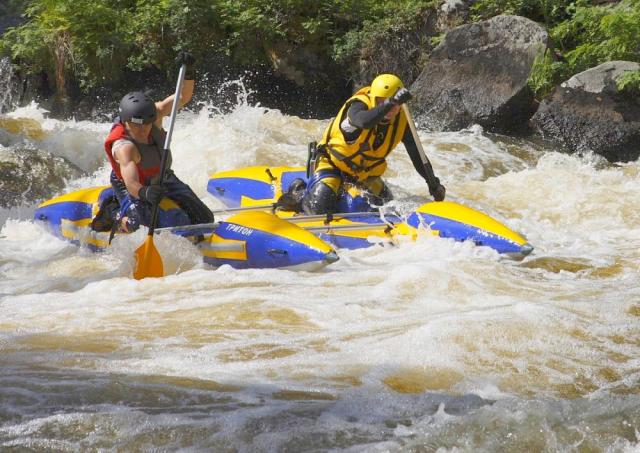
left=616, top=69, right=640, bottom=96
left=527, top=50, right=571, bottom=100
left=551, top=0, right=640, bottom=74
left=471, top=0, right=579, bottom=27
left=2, top=0, right=639, bottom=101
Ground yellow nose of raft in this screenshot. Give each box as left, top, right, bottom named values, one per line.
left=407, top=202, right=532, bottom=257
left=198, top=211, right=338, bottom=270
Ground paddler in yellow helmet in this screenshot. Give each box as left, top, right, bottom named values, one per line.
left=301, top=74, right=446, bottom=214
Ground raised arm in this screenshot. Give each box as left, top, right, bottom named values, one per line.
left=155, top=81, right=193, bottom=118
left=347, top=100, right=394, bottom=129
left=154, top=51, right=196, bottom=123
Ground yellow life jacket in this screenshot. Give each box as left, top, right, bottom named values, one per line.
left=319, top=87, right=407, bottom=181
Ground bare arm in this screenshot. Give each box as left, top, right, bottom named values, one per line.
left=114, top=143, right=144, bottom=198
left=154, top=79, right=194, bottom=125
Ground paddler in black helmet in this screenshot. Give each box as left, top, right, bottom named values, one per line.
left=103, top=51, right=213, bottom=233
left=302, top=74, right=446, bottom=215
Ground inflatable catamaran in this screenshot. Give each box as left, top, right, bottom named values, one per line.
left=207, top=166, right=533, bottom=257
left=33, top=165, right=532, bottom=271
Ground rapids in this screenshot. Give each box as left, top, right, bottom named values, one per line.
left=1, top=93, right=639, bottom=451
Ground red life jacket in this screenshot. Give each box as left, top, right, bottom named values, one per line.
left=104, top=122, right=170, bottom=185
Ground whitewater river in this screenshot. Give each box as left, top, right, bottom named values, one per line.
left=1, top=95, right=639, bottom=451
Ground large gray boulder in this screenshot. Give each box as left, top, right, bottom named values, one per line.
left=0, top=146, right=83, bottom=209
left=531, top=61, right=640, bottom=162
left=411, top=15, right=548, bottom=133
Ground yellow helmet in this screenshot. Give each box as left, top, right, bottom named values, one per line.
left=369, top=74, right=404, bottom=99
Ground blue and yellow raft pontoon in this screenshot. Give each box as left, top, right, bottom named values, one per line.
left=33, top=186, right=338, bottom=270
left=208, top=166, right=533, bottom=258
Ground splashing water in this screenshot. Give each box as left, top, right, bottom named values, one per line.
left=0, top=87, right=639, bottom=451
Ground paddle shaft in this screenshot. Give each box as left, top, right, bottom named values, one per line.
left=401, top=104, right=439, bottom=189
left=212, top=203, right=275, bottom=214
left=147, top=64, right=187, bottom=237
left=157, top=220, right=392, bottom=237
left=208, top=202, right=406, bottom=219
left=155, top=211, right=398, bottom=235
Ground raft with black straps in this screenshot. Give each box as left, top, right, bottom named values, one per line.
left=207, top=165, right=533, bottom=258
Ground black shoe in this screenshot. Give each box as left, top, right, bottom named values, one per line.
left=90, top=195, right=120, bottom=232
left=275, top=178, right=307, bottom=212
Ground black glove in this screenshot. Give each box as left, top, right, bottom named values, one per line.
left=175, top=50, right=196, bottom=79
left=429, top=182, right=446, bottom=202
left=138, top=184, right=167, bottom=205
left=389, top=87, right=412, bottom=105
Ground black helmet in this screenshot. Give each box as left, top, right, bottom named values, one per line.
left=119, top=91, right=157, bottom=124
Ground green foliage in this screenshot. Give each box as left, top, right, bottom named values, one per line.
left=0, top=0, right=133, bottom=89
left=616, top=70, right=640, bottom=96
left=215, top=0, right=370, bottom=66
left=430, top=33, right=445, bottom=48
left=332, top=0, right=438, bottom=67
left=2, top=0, right=640, bottom=101
left=471, top=0, right=579, bottom=26
left=3, top=0, right=432, bottom=93
left=551, top=0, right=640, bottom=74
left=527, top=50, right=570, bottom=100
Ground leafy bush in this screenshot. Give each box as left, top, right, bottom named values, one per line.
left=333, top=0, right=438, bottom=83
left=3, top=0, right=428, bottom=94
left=2, top=0, right=639, bottom=102
left=551, top=0, right=640, bottom=74
left=527, top=50, right=570, bottom=100
left=211, top=0, right=346, bottom=67
left=471, top=0, right=579, bottom=26
left=616, top=69, right=640, bottom=96
left=1, top=0, right=133, bottom=90
left=333, top=1, right=430, bottom=62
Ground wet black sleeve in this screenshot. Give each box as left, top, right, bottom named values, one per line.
left=403, top=128, right=428, bottom=181
left=347, top=100, right=394, bottom=129
left=402, top=128, right=440, bottom=188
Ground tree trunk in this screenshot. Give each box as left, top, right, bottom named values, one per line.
left=52, top=31, right=70, bottom=103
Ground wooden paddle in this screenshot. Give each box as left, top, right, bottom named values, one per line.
left=401, top=104, right=441, bottom=192
left=133, top=64, right=187, bottom=279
